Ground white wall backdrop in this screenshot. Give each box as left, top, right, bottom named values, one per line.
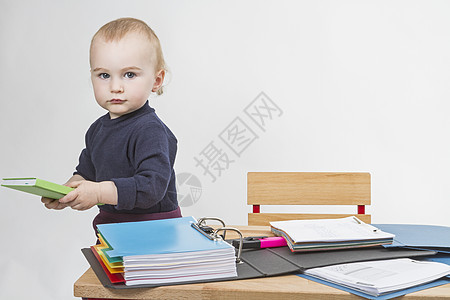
left=1, top=0, right=450, bottom=299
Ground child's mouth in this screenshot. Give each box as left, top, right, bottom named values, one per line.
left=110, top=99, right=126, bottom=104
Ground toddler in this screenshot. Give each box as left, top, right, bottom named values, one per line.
left=42, top=17, right=181, bottom=235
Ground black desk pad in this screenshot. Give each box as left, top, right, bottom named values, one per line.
left=82, top=246, right=436, bottom=289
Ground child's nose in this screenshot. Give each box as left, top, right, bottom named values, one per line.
left=110, top=79, right=124, bottom=93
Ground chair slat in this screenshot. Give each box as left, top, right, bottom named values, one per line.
left=248, top=172, right=370, bottom=205
left=248, top=213, right=371, bottom=226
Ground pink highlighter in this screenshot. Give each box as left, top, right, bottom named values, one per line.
left=233, top=236, right=288, bottom=249
left=259, top=236, right=288, bottom=248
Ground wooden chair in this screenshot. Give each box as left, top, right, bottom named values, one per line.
left=247, top=172, right=371, bottom=226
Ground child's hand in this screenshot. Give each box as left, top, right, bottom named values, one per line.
left=59, top=180, right=102, bottom=211
left=41, top=197, right=69, bottom=210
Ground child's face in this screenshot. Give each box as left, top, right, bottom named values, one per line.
left=90, top=32, right=164, bottom=119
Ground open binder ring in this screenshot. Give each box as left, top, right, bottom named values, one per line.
left=191, top=218, right=244, bottom=263
left=197, top=217, right=226, bottom=227
left=213, top=227, right=243, bottom=264
left=196, top=217, right=227, bottom=239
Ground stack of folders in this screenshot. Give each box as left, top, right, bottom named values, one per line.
left=270, top=216, right=395, bottom=252
left=92, top=216, right=238, bottom=286
left=303, top=258, right=450, bottom=297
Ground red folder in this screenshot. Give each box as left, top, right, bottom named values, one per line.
left=90, top=246, right=125, bottom=284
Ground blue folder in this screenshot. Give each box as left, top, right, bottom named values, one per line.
left=373, top=224, right=450, bottom=254
left=97, top=216, right=234, bottom=259
left=298, top=274, right=450, bottom=300
left=298, top=224, right=450, bottom=299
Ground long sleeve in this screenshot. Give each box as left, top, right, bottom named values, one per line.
left=112, top=124, right=174, bottom=210
left=74, top=128, right=96, bottom=181
left=73, top=103, right=178, bottom=214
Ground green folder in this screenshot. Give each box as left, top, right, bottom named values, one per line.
left=1, top=177, right=74, bottom=199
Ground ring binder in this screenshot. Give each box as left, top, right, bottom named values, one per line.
left=197, top=217, right=226, bottom=227
left=196, top=217, right=227, bottom=239
left=82, top=219, right=440, bottom=290
left=214, top=227, right=243, bottom=263
left=191, top=217, right=244, bottom=263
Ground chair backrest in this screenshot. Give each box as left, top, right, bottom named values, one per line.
left=247, top=172, right=371, bottom=226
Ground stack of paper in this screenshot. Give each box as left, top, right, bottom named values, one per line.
left=270, top=217, right=395, bottom=252
left=93, top=216, right=237, bottom=286
left=304, top=258, right=450, bottom=297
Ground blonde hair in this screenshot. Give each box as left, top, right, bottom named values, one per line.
left=90, top=17, right=167, bottom=95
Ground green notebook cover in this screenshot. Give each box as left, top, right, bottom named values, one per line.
left=1, top=177, right=74, bottom=199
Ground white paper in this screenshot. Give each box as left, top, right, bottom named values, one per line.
left=305, top=258, right=450, bottom=296
left=270, top=216, right=394, bottom=243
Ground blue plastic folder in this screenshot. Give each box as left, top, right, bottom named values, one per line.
left=298, top=274, right=450, bottom=300
left=373, top=224, right=450, bottom=254
left=97, top=216, right=234, bottom=259
left=298, top=224, right=450, bottom=299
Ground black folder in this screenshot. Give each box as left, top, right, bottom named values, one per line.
left=82, top=246, right=436, bottom=289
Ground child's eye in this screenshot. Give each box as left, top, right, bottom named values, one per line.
left=124, top=72, right=136, bottom=79
left=99, top=73, right=110, bottom=79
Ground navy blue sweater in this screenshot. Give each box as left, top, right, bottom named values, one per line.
left=75, top=102, right=178, bottom=214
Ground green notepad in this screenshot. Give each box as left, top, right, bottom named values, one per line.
left=1, top=177, right=74, bottom=199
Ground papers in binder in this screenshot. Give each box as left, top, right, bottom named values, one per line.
left=95, top=216, right=238, bottom=286
left=304, top=258, right=450, bottom=297
left=270, top=217, right=395, bottom=252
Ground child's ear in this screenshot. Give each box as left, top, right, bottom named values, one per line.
left=152, top=69, right=165, bottom=92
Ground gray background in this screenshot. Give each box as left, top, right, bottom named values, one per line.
left=1, top=0, right=449, bottom=298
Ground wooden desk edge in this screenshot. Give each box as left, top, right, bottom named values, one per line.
left=74, top=268, right=357, bottom=300
left=74, top=226, right=450, bottom=300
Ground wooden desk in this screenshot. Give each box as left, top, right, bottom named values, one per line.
left=74, top=226, right=450, bottom=300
